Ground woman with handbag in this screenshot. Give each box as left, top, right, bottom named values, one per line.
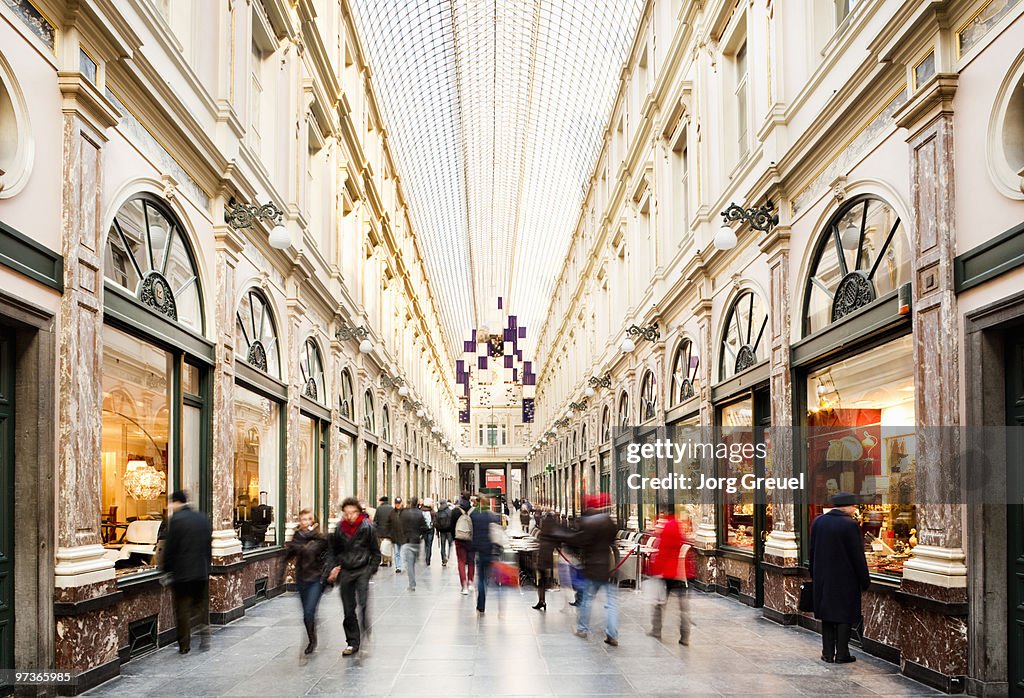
left=285, top=508, right=328, bottom=655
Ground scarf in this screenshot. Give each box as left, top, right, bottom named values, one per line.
left=340, top=513, right=367, bottom=539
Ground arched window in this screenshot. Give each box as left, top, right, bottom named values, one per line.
left=106, top=194, right=203, bottom=330
left=670, top=338, right=699, bottom=405
left=339, top=369, right=354, bottom=420
left=720, top=289, right=768, bottom=381
left=580, top=423, right=588, bottom=451
left=363, top=390, right=376, bottom=433
left=299, top=338, right=326, bottom=403
left=617, top=391, right=630, bottom=428
left=572, top=430, right=578, bottom=457
left=381, top=406, right=391, bottom=442
left=235, top=288, right=280, bottom=377
left=639, top=370, right=657, bottom=422
left=601, top=406, right=611, bottom=443
left=803, top=196, right=909, bottom=335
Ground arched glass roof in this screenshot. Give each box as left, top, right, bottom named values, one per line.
left=351, top=0, right=643, bottom=357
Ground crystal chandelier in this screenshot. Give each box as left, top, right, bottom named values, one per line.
left=123, top=460, right=167, bottom=500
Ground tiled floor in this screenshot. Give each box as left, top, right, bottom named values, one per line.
left=84, top=558, right=939, bottom=697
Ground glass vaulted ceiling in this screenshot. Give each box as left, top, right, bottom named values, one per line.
left=350, top=0, right=644, bottom=358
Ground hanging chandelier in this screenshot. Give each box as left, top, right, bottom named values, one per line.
left=123, top=460, right=167, bottom=500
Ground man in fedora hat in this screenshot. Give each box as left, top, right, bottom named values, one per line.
left=809, top=492, right=870, bottom=664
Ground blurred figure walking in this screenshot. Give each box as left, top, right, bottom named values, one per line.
left=161, top=490, right=212, bottom=655
left=810, top=492, right=869, bottom=664
left=453, top=493, right=475, bottom=594
left=519, top=504, right=532, bottom=533
left=326, top=498, right=381, bottom=657
left=421, top=498, right=436, bottom=566
left=399, top=496, right=429, bottom=591
left=389, top=497, right=405, bottom=573
left=285, top=508, right=328, bottom=654
left=648, top=513, right=695, bottom=645
left=532, top=512, right=557, bottom=611
left=373, top=495, right=394, bottom=567
left=572, top=494, right=619, bottom=646
left=435, top=499, right=455, bottom=567
left=470, top=495, right=499, bottom=613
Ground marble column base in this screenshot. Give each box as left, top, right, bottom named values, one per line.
left=54, top=578, right=121, bottom=688
left=211, top=528, right=242, bottom=557
left=209, top=550, right=245, bottom=624
left=693, top=521, right=717, bottom=550
left=902, top=545, right=967, bottom=591
left=54, top=544, right=115, bottom=588
left=283, top=521, right=297, bottom=543
left=763, top=529, right=799, bottom=566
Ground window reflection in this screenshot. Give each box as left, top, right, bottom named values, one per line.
left=233, top=385, right=280, bottom=549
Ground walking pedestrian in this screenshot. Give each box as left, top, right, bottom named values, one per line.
left=373, top=496, right=394, bottom=568
left=470, top=495, right=499, bottom=614
left=571, top=494, right=619, bottom=646
left=532, top=511, right=557, bottom=611
left=810, top=492, right=870, bottom=664
left=453, top=495, right=475, bottom=594
left=519, top=504, right=532, bottom=533
left=326, top=497, right=381, bottom=657
left=161, top=490, right=212, bottom=655
left=647, top=513, right=695, bottom=645
left=389, top=497, right=405, bottom=573
left=421, top=498, right=436, bottom=566
left=285, top=508, right=328, bottom=654
left=435, top=499, right=455, bottom=567
left=398, top=496, right=429, bottom=590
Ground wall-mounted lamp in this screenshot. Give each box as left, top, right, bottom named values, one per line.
left=380, top=373, right=405, bottom=390
left=569, top=399, right=588, bottom=411
left=225, top=199, right=289, bottom=249
left=337, top=324, right=374, bottom=353
left=588, top=374, right=612, bottom=395
left=715, top=200, right=779, bottom=251
left=554, top=417, right=570, bottom=429
left=620, top=323, right=659, bottom=352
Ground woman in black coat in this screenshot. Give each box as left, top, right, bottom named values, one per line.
left=809, top=493, right=870, bottom=664
left=285, top=508, right=328, bottom=655
left=532, top=513, right=558, bottom=610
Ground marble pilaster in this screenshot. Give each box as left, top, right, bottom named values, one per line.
left=55, top=70, right=119, bottom=590
left=285, top=296, right=307, bottom=528
left=692, top=296, right=716, bottom=534
left=893, top=76, right=967, bottom=596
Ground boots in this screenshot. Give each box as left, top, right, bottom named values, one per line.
left=304, top=621, right=317, bottom=655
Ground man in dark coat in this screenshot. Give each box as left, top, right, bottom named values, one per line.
left=470, top=496, right=500, bottom=613
left=809, top=492, right=870, bottom=663
left=373, top=496, right=394, bottom=567
left=398, top=497, right=429, bottom=590
left=161, top=490, right=212, bottom=654
left=570, top=494, right=620, bottom=646
left=327, top=497, right=381, bottom=656
left=388, top=497, right=406, bottom=573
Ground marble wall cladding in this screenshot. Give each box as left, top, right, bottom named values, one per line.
left=239, top=553, right=287, bottom=599
left=54, top=579, right=117, bottom=604
left=212, top=249, right=237, bottom=532
left=209, top=568, right=244, bottom=615
left=762, top=569, right=803, bottom=615
left=862, top=588, right=968, bottom=676
left=900, top=578, right=967, bottom=604
left=116, top=583, right=175, bottom=645
left=722, top=557, right=756, bottom=598
left=55, top=608, right=118, bottom=673
left=696, top=554, right=719, bottom=588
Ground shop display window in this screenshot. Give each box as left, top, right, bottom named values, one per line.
left=670, top=338, right=699, bottom=406
left=638, top=431, right=658, bottom=530
left=720, top=290, right=768, bottom=381
left=233, top=384, right=281, bottom=550
left=720, top=399, right=757, bottom=550
left=298, top=414, right=319, bottom=518
left=101, top=326, right=173, bottom=575
left=669, top=416, right=701, bottom=524
left=805, top=334, right=916, bottom=577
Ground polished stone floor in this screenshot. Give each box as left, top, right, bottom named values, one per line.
left=83, top=553, right=939, bottom=697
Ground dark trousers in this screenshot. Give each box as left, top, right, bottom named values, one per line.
left=339, top=571, right=371, bottom=649
left=172, top=579, right=208, bottom=651
left=821, top=621, right=852, bottom=660
left=423, top=529, right=435, bottom=565
left=296, top=578, right=323, bottom=627
left=438, top=531, right=454, bottom=564
left=476, top=555, right=493, bottom=612
left=651, top=579, right=690, bottom=642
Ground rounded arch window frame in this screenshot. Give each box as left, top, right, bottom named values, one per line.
left=600, top=406, right=611, bottom=443
left=235, top=287, right=281, bottom=378
left=339, top=368, right=355, bottom=420
left=987, top=48, right=1024, bottom=201
left=105, top=191, right=206, bottom=333
left=363, top=389, right=376, bottom=433
left=299, top=337, right=327, bottom=404
left=617, top=391, right=630, bottom=428
left=381, top=405, right=391, bottom=443
left=718, top=287, right=769, bottom=382
left=669, top=336, right=700, bottom=406
left=639, top=370, right=657, bottom=423
left=800, top=193, right=909, bottom=337
left=0, top=50, right=34, bottom=199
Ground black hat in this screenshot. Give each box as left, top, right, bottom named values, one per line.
left=379, top=495, right=389, bottom=503
left=171, top=490, right=188, bottom=504
left=831, top=492, right=856, bottom=507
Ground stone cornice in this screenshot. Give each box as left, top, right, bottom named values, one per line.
left=893, top=73, right=958, bottom=140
